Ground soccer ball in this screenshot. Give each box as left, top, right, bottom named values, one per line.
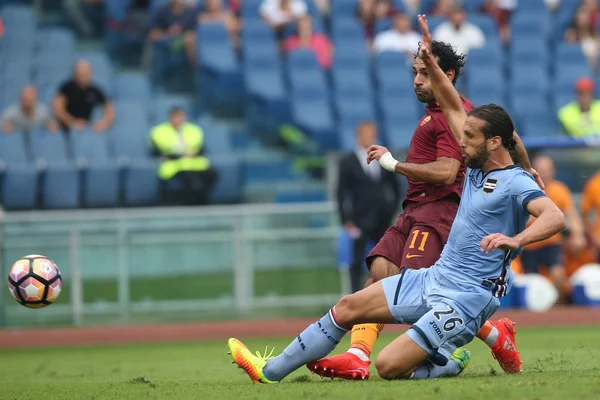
left=7, top=255, right=63, bottom=309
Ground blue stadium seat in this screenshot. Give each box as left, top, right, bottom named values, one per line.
left=330, top=0, right=359, bottom=18
left=198, top=118, right=233, bottom=156
left=374, top=52, right=413, bottom=97
left=243, top=33, right=286, bottom=109
left=510, top=37, right=549, bottom=66
left=0, top=5, right=36, bottom=31
left=71, top=129, right=111, bottom=163
left=2, top=164, right=37, bottom=210
left=465, top=44, right=504, bottom=68
left=521, top=111, right=559, bottom=138
left=244, top=156, right=295, bottom=182
left=30, top=130, right=70, bottom=165
left=241, top=21, right=274, bottom=43
left=240, top=0, right=261, bottom=19
left=123, top=159, right=160, bottom=206
left=467, top=14, right=499, bottom=39
left=467, top=67, right=504, bottom=98
left=332, top=67, right=373, bottom=100
left=331, top=17, right=366, bottom=45
left=556, top=43, right=588, bottom=68
left=42, top=164, right=80, bottom=209
left=511, top=93, right=549, bottom=121
left=114, top=72, right=152, bottom=107
left=291, top=95, right=337, bottom=150
left=511, top=65, right=549, bottom=95
left=36, top=28, right=76, bottom=53
left=382, top=96, right=420, bottom=151
left=374, top=18, right=392, bottom=35
left=511, top=13, right=550, bottom=38
left=111, top=114, right=150, bottom=163
left=196, top=22, right=240, bottom=75
left=333, top=41, right=370, bottom=70
left=210, top=157, right=241, bottom=203
left=83, top=163, right=120, bottom=207
left=0, top=133, right=28, bottom=167
left=517, top=0, right=548, bottom=13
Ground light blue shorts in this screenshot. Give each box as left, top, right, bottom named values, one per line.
left=381, top=268, right=500, bottom=366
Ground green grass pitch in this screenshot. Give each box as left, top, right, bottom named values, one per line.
left=1, top=325, right=600, bottom=400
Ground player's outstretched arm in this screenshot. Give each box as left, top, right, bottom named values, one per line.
left=417, top=14, right=466, bottom=144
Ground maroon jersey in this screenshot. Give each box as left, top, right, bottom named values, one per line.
left=404, top=97, right=474, bottom=203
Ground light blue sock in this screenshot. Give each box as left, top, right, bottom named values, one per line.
left=410, top=360, right=462, bottom=380
left=263, top=308, right=349, bottom=382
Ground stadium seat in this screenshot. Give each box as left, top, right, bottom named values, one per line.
left=521, top=111, right=560, bottom=138
left=510, top=37, right=549, bottom=66
left=2, top=164, right=37, bottom=210
left=199, top=118, right=233, bottom=156
left=114, top=72, right=152, bottom=107
left=466, top=44, right=504, bottom=69
left=30, top=130, right=70, bottom=166
left=511, top=93, right=550, bottom=121
left=332, top=66, right=373, bottom=100
left=467, top=14, right=499, bottom=39
left=467, top=67, right=504, bottom=99
left=382, top=96, right=420, bottom=151
left=374, top=52, right=413, bottom=97
left=71, top=129, right=111, bottom=163
left=555, top=43, right=588, bottom=68
left=42, top=164, right=80, bottom=209
left=123, top=159, right=160, bottom=206
left=330, top=17, right=366, bottom=45
left=83, top=163, right=120, bottom=207
left=0, top=132, right=29, bottom=168
left=36, top=28, right=76, bottom=53
left=210, top=157, right=242, bottom=203
left=511, top=65, right=549, bottom=95
left=333, top=42, right=370, bottom=70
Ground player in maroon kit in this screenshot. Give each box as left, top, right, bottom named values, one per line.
left=307, top=38, right=538, bottom=379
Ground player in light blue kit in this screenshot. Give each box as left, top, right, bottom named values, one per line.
left=227, top=15, right=566, bottom=384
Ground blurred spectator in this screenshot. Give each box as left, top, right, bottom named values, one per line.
left=432, top=7, right=485, bottom=55
left=581, top=170, right=600, bottom=256
left=148, top=0, right=198, bottom=64
left=198, top=0, right=242, bottom=48
left=481, top=0, right=516, bottom=44
left=53, top=60, right=115, bottom=133
left=1, top=86, right=58, bottom=134
left=63, top=0, right=105, bottom=37
left=430, top=0, right=456, bottom=17
left=357, top=0, right=396, bottom=40
left=149, top=107, right=217, bottom=205
left=520, top=155, right=586, bottom=303
left=0, top=16, right=4, bottom=39
left=544, top=0, right=560, bottom=12
left=558, top=77, right=600, bottom=137
left=401, top=0, right=422, bottom=16
left=565, top=5, right=599, bottom=70
left=284, top=16, right=333, bottom=69
left=260, top=0, right=307, bottom=35
left=372, top=13, right=420, bottom=59
left=337, top=121, right=401, bottom=292
left=314, top=0, right=329, bottom=17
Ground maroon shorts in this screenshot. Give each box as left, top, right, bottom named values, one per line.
left=366, top=196, right=459, bottom=271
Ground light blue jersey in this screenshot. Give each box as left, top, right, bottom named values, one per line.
left=431, top=165, right=546, bottom=294
left=380, top=165, right=546, bottom=364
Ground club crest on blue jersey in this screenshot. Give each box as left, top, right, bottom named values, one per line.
left=483, top=178, right=497, bottom=193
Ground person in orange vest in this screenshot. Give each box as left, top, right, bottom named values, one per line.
left=520, top=155, right=586, bottom=303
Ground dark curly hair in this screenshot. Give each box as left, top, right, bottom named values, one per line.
left=415, top=40, right=466, bottom=85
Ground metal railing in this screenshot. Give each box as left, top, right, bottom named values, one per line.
left=0, top=202, right=343, bottom=328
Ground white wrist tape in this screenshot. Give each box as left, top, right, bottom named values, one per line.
left=378, top=152, right=399, bottom=172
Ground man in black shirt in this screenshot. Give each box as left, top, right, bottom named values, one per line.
left=53, top=60, right=115, bottom=132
